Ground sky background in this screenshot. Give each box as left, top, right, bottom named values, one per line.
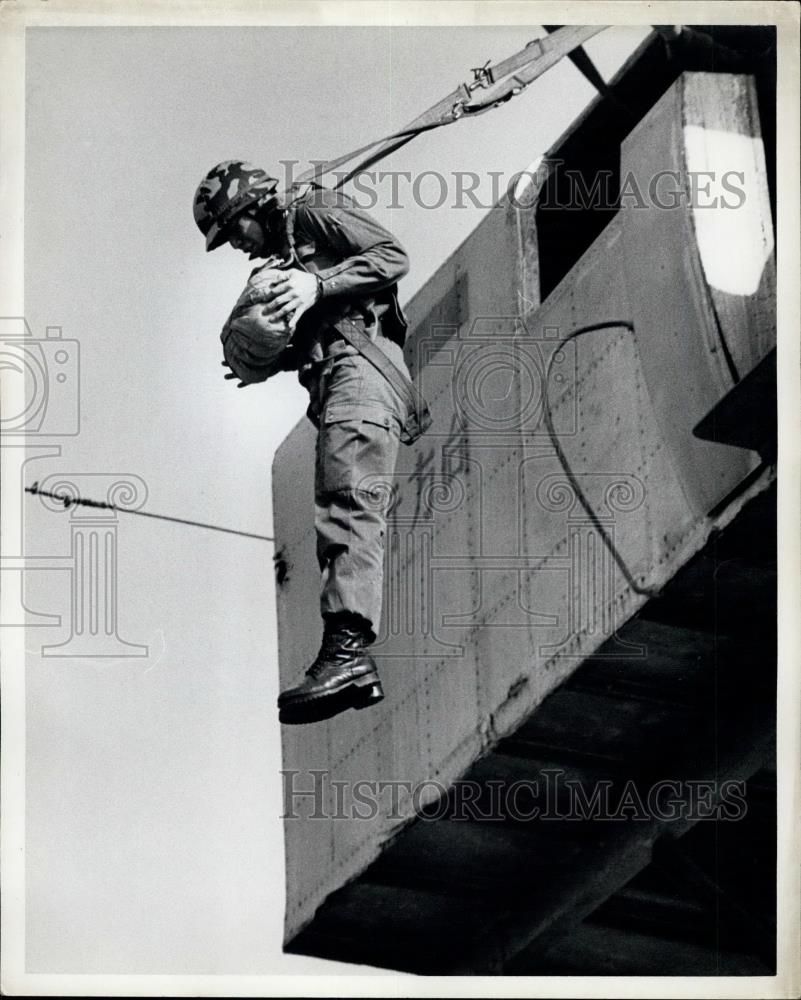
left=20, top=21, right=650, bottom=977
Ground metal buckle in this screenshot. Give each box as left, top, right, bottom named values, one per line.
left=466, top=59, right=494, bottom=94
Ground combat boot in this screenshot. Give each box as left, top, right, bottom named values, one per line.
left=278, top=618, right=384, bottom=724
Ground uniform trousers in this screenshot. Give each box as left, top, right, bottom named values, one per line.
left=302, top=334, right=409, bottom=641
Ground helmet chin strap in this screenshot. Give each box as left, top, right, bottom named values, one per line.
left=255, top=203, right=290, bottom=259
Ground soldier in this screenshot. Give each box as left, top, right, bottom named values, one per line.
left=193, top=160, right=417, bottom=724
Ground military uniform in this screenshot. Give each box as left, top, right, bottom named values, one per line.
left=194, top=161, right=414, bottom=719
left=279, top=184, right=411, bottom=642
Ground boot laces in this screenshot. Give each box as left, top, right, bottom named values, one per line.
left=307, top=633, right=343, bottom=679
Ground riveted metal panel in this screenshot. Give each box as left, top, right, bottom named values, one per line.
left=273, top=71, right=775, bottom=942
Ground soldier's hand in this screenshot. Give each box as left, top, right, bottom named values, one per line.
left=261, top=269, right=320, bottom=322
left=221, top=360, right=246, bottom=388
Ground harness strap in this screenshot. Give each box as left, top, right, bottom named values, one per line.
left=283, top=185, right=431, bottom=445
left=333, top=321, right=432, bottom=445
left=295, top=25, right=607, bottom=188
left=282, top=181, right=316, bottom=263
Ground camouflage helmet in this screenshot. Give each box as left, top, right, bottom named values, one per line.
left=193, top=160, right=279, bottom=251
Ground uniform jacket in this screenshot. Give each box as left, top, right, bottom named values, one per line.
left=269, top=183, right=410, bottom=368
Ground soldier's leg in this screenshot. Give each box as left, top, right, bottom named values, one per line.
left=315, top=346, right=405, bottom=638
left=278, top=344, right=407, bottom=723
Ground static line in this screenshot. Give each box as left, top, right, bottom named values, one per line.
left=24, top=484, right=274, bottom=544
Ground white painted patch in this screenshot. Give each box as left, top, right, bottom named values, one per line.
left=683, top=124, right=774, bottom=297
left=513, top=155, right=544, bottom=204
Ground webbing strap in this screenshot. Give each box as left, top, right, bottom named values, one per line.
left=333, top=320, right=432, bottom=445
left=296, top=25, right=607, bottom=188
left=283, top=188, right=431, bottom=446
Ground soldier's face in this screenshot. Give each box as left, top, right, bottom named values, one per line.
left=228, top=214, right=269, bottom=259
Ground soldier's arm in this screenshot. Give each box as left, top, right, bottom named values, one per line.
left=295, top=195, right=410, bottom=298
